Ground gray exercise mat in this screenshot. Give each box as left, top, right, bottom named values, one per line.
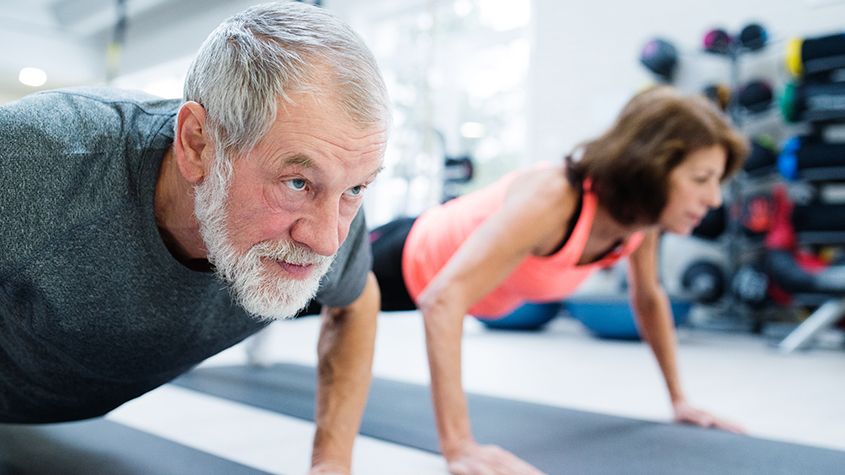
left=174, top=363, right=845, bottom=475
left=0, top=418, right=270, bottom=475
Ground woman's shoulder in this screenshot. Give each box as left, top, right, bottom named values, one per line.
left=518, top=165, right=573, bottom=199
left=505, top=165, right=578, bottom=219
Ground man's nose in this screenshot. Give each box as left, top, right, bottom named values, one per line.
left=289, top=200, right=342, bottom=257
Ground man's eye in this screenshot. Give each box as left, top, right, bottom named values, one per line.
left=345, top=185, right=364, bottom=197
left=286, top=179, right=307, bottom=191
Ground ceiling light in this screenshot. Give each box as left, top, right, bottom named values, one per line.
left=460, top=122, right=486, bottom=138
left=19, top=67, right=47, bottom=87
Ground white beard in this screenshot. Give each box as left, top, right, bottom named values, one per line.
left=193, top=151, right=335, bottom=321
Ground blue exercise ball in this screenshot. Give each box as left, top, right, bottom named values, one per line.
left=475, top=301, right=563, bottom=331
left=564, top=296, right=692, bottom=340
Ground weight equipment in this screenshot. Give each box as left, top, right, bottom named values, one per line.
left=743, top=138, right=778, bottom=176
left=732, top=264, right=770, bottom=307
left=476, top=301, right=562, bottom=331
left=564, top=296, right=692, bottom=340
left=737, top=80, right=774, bottom=113
left=792, top=204, right=845, bottom=232
left=765, top=249, right=845, bottom=294
left=442, top=154, right=475, bottom=203
left=740, top=193, right=775, bottom=235
left=692, top=205, right=726, bottom=240
left=639, top=38, right=679, bottom=82
left=781, top=81, right=845, bottom=123
left=681, top=260, right=726, bottom=304
left=786, top=33, right=845, bottom=78
left=703, top=28, right=732, bottom=55
left=702, top=83, right=731, bottom=111
left=444, top=155, right=474, bottom=184
left=779, top=136, right=845, bottom=180
left=738, top=22, right=768, bottom=51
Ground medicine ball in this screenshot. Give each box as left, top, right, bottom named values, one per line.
left=737, top=80, right=773, bottom=113
left=738, top=23, right=768, bottom=51
left=702, top=83, right=731, bottom=111
left=639, top=38, right=679, bottom=82
left=703, top=28, right=732, bottom=55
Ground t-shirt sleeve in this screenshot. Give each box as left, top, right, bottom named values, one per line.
left=313, top=209, right=372, bottom=308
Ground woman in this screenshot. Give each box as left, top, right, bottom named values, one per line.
left=371, top=86, right=749, bottom=475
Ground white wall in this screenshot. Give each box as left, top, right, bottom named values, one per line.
left=528, top=0, right=845, bottom=163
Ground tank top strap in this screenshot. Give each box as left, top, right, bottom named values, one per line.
left=558, top=179, right=598, bottom=265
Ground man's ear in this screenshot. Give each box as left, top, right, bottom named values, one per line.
left=173, top=101, right=212, bottom=185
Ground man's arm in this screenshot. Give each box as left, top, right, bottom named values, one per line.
left=310, top=272, right=380, bottom=474
left=628, top=230, right=743, bottom=433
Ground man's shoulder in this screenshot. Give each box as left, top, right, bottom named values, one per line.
left=1, top=88, right=179, bottom=151
left=0, top=87, right=181, bottom=191
left=4, top=87, right=180, bottom=114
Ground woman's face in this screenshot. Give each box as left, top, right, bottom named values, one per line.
left=659, top=144, right=726, bottom=235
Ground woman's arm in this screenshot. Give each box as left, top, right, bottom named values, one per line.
left=627, top=230, right=685, bottom=402
left=418, top=171, right=569, bottom=473
left=627, top=230, right=744, bottom=433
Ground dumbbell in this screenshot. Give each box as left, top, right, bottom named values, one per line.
left=640, top=37, right=678, bottom=82
left=787, top=33, right=845, bottom=78
left=793, top=204, right=845, bottom=232
left=779, top=136, right=845, bottom=180
left=681, top=260, right=726, bottom=304
left=781, top=81, right=845, bottom=123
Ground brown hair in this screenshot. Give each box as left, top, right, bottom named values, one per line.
left=566, top=86, right=748, bottom=226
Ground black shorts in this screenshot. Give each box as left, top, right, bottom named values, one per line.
left=370, top=217, right=417, bottom=311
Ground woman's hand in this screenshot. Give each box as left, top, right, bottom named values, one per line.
left=672, top=399, right=745, bottom=434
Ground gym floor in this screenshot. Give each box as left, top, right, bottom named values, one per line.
left=108, top=312, right=845, bottom=474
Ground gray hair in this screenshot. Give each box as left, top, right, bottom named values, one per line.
left=183, top=1, right=390, bottom=157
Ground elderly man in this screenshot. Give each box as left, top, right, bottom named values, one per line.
left=0, top=3, right=388, bottom=473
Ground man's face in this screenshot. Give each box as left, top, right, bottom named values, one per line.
left=195, top=93, right=386, bottom=320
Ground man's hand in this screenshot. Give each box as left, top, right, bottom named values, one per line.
left=446, top=441, right=545, bottom=475
left=311, top=273, right=380, bottom=473
left=672, top=399, right=745, bottom=434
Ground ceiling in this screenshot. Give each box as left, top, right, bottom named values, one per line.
left=0, top=0, right=275, bottom=100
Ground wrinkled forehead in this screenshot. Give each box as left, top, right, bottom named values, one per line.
left=253, top=103, right=388, bottom=180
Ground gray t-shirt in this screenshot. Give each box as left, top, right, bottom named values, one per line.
left=0, top=88, right=371, bottom=422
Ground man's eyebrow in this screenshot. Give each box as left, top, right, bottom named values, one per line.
left=281, top=153, right=315, bottom=168
left=366, top=165, right=385, bottom=181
